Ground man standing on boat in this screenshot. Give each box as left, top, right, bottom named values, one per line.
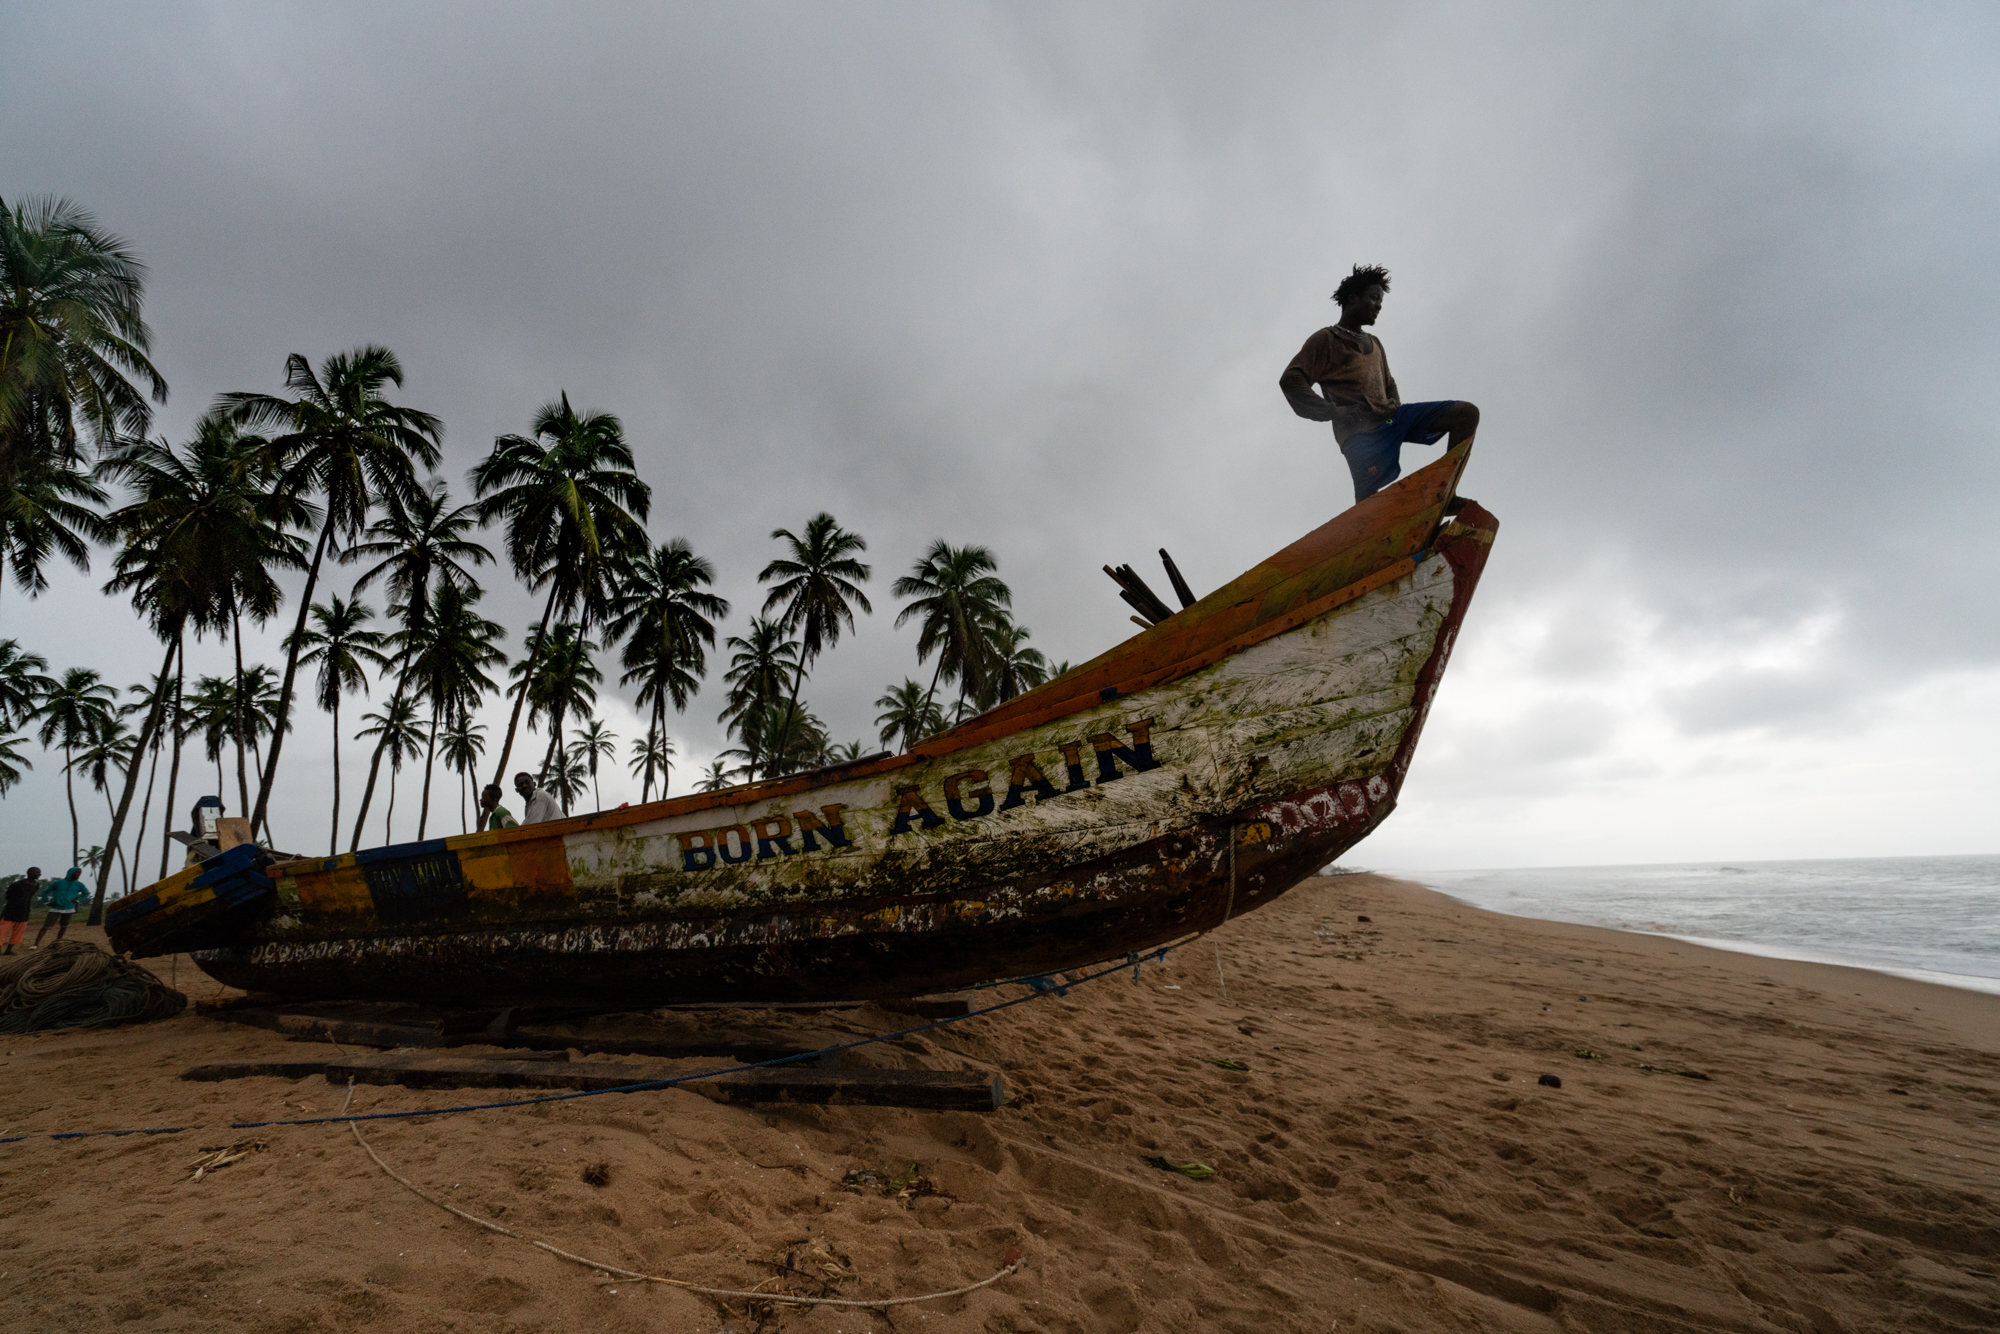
left=1280, top=264, right=1479, bottom=504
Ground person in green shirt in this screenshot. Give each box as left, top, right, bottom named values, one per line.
left=36, top=867, right=88, bottom=945
left=479, top=784, right=519, bottom=830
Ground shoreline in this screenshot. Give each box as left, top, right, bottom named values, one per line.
left=1387, top=876, right=2000, bottom=1056
left=1412, top=880, right=2000, bottom=1002
left=3, top=872, right=1996, bottom=1331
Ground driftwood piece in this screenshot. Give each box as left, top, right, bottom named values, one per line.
left=322, top=1052, right=1003, bottom=1109
left=701, top=1066, right=1006, bottom=1111
left=180, top=1047, right=1005, bottom=1109
left=182, top=1060, right=333, bottom=1082
left=208, top=1006, right=441, bottom=1050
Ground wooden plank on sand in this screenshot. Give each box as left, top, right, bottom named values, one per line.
left=305, top=1051, right=1004, bottom=1109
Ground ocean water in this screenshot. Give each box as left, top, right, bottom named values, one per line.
left=1395, top=855, right=2000, bottom=995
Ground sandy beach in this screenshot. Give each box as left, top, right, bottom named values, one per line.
left=2, top=873, right=1995, bottom=1333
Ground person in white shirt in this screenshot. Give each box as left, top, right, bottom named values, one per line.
left=514, top=772, right=564, bottom=824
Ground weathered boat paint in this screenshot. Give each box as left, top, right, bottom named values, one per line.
left=107, top=445, right=1494, bottom=1004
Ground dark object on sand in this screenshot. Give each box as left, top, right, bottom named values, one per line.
left=581, top=1161, right=611, bottom=1187
left=110, top=449, right=1497, bottom=1008
left=182, top=1050, right=1005, bottom=1110
left=0, top=941, right=186, bottom=1033
left=1357, top=915, right=1372, bottom=922
left=1538, top=1073, right=1562, bottom=1088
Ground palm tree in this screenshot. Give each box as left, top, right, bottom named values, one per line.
left=440, top=713, right=487, bottom=834
left=99, top=414, right=307, bottom=829
left=401, top=582, right=506, bottom=838
left=0, top=639, right=54, bottom=729
left=543, top=742, right=590, bottom=812
left=86, top=418, right=281, bottom=922
left=627, top=730, right=675, bottom=800
left=892, top=541, right=1012, bottom=716
left=471, top=393, right=650, bottom=801
left=759, top=513, right=870, bottom=761
left=187, top=676, right=237, bottom=800
left=338, top=480, right=492, bottom=848
left=70, top=714, right=136, bottom=889
left=294, top=595, right=391, bottom=855
left=33, top=667, right=117, bottom=864
left=721, top=701, right=828, bottom=778
left=874, top=679, right=945, bottom=753
left=695, top=759, right=736, bottom=793
left=356, top=695, right=425, bottom=845
left=981, top=618, right=1051, bottom=708
left=1, top=452, right=108, bottom=601
left=573, top=717, right=616, bottom=811
left=605, top=538, right=726, bottom=805
left=342, top=478, right=492, bottom=642
left=718, top=619, right=800, bottom=781
left=505, top=623, right=599, bottom=810
left=118, top=668, right=179, bottom=893
left=0, top=730, right=30, bottom=796
left=231, top=664, right=285, bottom=808
left=219, top=345, right=443, bottom=837
left=0, top=192, right=167, bottom=495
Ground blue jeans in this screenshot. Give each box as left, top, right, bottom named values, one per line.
left=1340, top=400, right=1460, bottom=502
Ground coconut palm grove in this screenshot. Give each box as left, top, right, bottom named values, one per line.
left=0, top=194, right=1065, bottom=923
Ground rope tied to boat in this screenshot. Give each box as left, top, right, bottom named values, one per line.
left=0, top=941, right=187, bottom=1035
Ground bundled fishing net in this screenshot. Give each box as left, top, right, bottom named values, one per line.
left=0, top=941, right=187, bottom=1034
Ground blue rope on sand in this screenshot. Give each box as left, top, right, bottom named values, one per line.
left=1, top=944, right=1182, bottom=1144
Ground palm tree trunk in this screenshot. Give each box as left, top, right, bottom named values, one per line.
left=350, top=732, right=390, bottom=854
left=86, top=634, right=179, bottom=926
left=250, top=520, right=333, bottom=838
left=921, top=653, right=948, bottom=719
left=774, top=652, right=811, bottom=780
left=384, top=763, right=397, bottom=844
left=417, top=699, right=439, bottom=840
left=232, top=603, right=251, bottom=819
left=641, top=709, right=656, bottom=804
left=660, top=698, right=672, bottom=797
left=131, top=726, right=162, bottom=894
left=329, top=696, right=342, bottom=856
left=103, top=785, right=132, bottom=892
left=65, top=742, right=79, bottom=866
left=484, top=582, right=560, bottom=817
left=348, top=668, right=409, bottom=853
left=160, top=636, right=185, bottom=879
left=459, top=757, right=469, bottom=834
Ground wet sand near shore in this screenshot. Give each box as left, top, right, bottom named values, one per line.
left=1, top=873, right=1995, bottom=1333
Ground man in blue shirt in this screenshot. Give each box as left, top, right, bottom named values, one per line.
left=36, top=867, right=89, bottom=946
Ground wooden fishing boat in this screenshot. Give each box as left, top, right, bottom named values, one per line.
left=108, top=443, right=1497, bottom=1004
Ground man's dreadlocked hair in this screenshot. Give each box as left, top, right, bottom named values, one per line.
left=1333, top=264, right=1391, bottom=307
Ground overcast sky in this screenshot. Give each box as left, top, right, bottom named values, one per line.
left=4, top=1, right=1996, bottom=879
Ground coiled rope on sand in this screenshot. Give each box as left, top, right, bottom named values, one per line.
left=0, top=941, right=187, bottom=1035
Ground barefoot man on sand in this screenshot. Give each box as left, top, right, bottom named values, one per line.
left=1280, top=264, right=1480, bottom=506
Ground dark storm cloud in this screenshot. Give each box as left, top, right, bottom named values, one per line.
left=3, top=2, right=1996, bottom=863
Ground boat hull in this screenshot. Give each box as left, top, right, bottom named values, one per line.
left=160, top=478, right=1496, bottom=1005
